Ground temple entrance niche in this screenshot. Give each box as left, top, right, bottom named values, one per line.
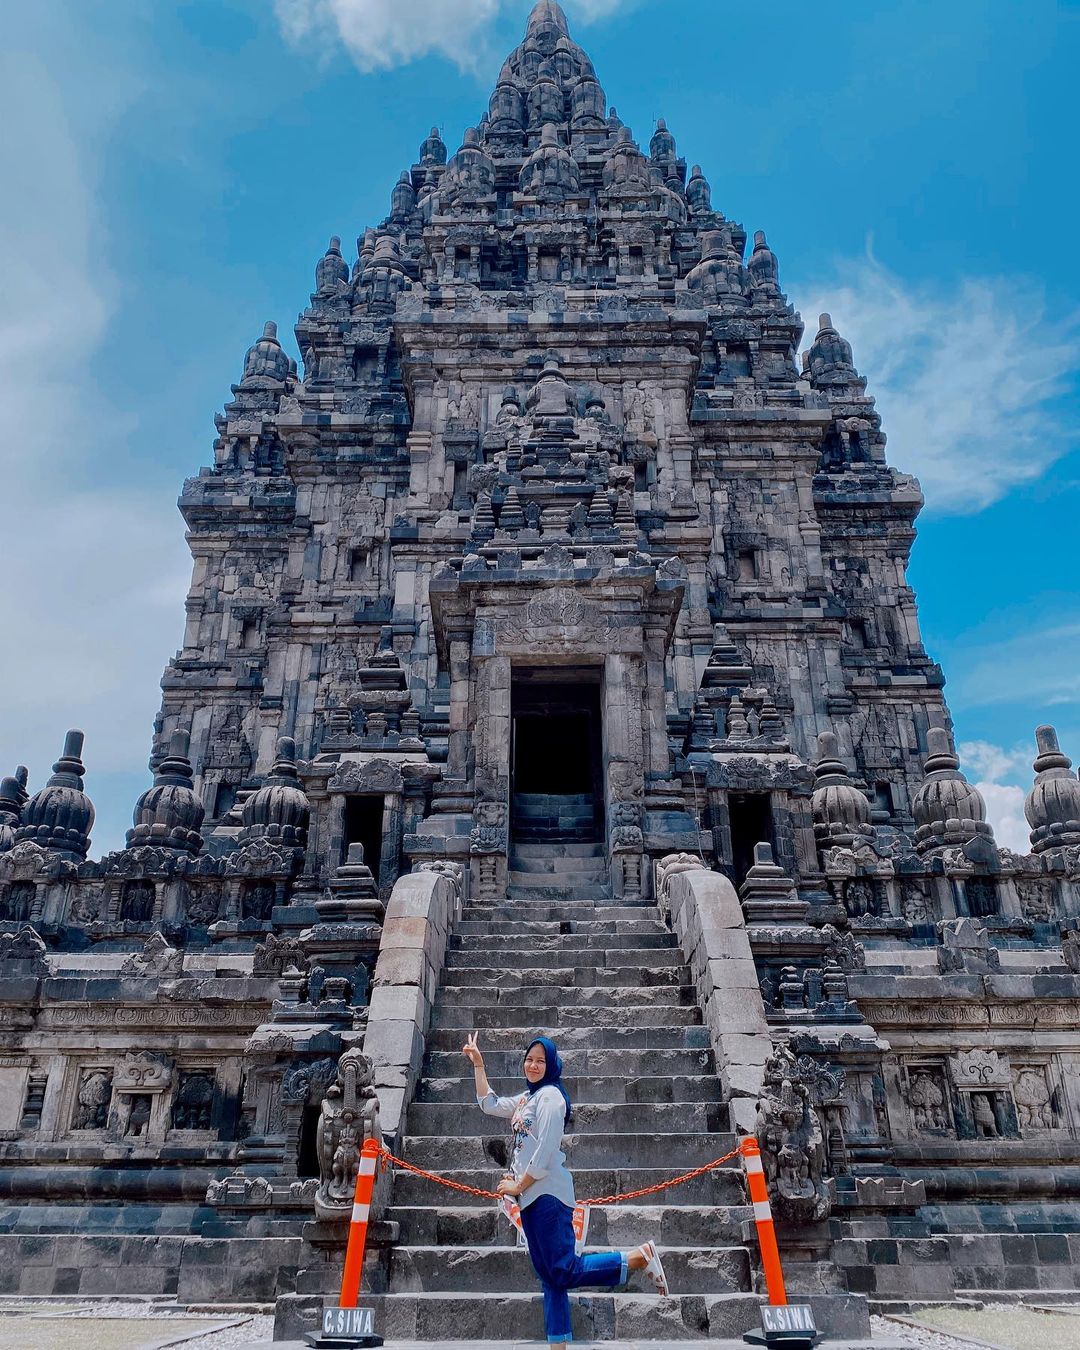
left=511, top=669, right=603, bottom=843
left=343, top=795, right=384, bottom=885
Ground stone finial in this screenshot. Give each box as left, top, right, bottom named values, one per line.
left=127, top=729, right=205, bottom=856
left=314, top=236, right=350, bottom=296
left=240, top=320, right=290, bottom=387
left=241, top=736, right=310, bottom=850
left=16, top=731, right=95, bottom=861
left=805, top=312, right=858, bottom=386
left=686, top=226, right=747, bottom=304
left=650, top=117, right=676, bottom=162
left=738, top=842, right=808, bottom=925
left=442, top=128, right=496, bottom=202
left=519, top=123, right=581, bottom=197
left=0, top=766, right=29, bottom=853
left=317, top=842, right=385, bottom=923
left=390, top=169, right=417, bottom=220
left=748, top=229, right=780, bottom=296
left=912, top=726, right=995, bottom=855
left=686, top=164, right=712, bottom=213
left=812, top=731, right=872, bottom=848
left=526, top=0, right=570, bottom=37
left=419, top=125, right=447, bottom=166
left=1025, top=725, right=1080, bottom=853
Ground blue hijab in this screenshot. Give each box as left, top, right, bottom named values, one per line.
left=524, top=1035, right=573, bottom=1127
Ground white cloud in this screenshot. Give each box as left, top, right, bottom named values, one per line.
left=0, top=35, right=190, bottom=852
left=958, top=737, right=1036, bottom=853
left=974, top=780, right=1030, bottom=854
left=949, top=622, right=1080, bottom=709
left=273, top=0, right=628, bottom=75
left=795, top=253, right=1080, bottom=514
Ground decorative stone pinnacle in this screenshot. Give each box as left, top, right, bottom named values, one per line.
left=154, top=730, right=196, bottom=787
left=1034, top=724, right=1071, bottom=774
left=814, top=731, right=850, bottom=783
left=49, top=730, right=86, bottom=789
left=923, top=726, right=960, bottom=774
left=262, top=321, right=278, bottom=342
left=267, top=736, right=301, bottom=784
left=818, top=313, right=833, bottom=332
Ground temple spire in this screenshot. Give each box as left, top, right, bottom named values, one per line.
left=527, top=0, right=569, bottom=36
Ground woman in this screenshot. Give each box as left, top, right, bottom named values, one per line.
left=463, top=1031, right=668, bottom=1348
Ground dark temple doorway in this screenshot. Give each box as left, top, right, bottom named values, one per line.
left=511, top=670, right=602, bottom=842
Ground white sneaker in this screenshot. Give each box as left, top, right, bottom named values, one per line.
left=639, top=1240, right=669, bottom=1296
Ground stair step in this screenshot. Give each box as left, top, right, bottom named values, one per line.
left=390, top=1165, right=745, bottom=1207
left=464, top=901, right=657, bottom=921
left=511, top=841, right=605, bottom=858
left=405, top=1102, right=726, bottom=1137
left=387, top=1203, right=752, bottom=1248
left=401, top=1131, right=738, bottom=1171
left=424, top=1048, right=713, bottom=1079
left=437, top=964, right=691, bottom=990
left=454, top=917, right=671, bottom=938
left=448, top=931, right=677, bottom=953
left=416, top=1074, right=724, bottom=1105
left=385, top=1244, right=752, bottom=1295
left=445, top=947, right=685, bottom=970
left=505, top=883, right=612, bottom=901
left=357, top=1290, right=764, bottom=1342
left=431, top=1003, right=703, bottom=1031
left=508, top=854, right=608, bottom=874
left=425, top=1025, right=710, bottom=1054
left=436, top=984, right=697, bottom=1009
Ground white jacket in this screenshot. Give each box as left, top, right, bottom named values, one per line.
left=478, top=1084, right=576, bottom=1210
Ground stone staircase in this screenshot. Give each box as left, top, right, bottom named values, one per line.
left=512, top=791, right=601, bottom=844
left=363, top=864, right=767, bottom=1342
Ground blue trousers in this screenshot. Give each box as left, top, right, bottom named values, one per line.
left=519, top=1194, right=627, bottom=1344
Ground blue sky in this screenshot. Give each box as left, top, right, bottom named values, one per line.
left=1, top=0, right=1077, bottom=855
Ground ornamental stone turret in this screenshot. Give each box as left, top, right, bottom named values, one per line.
left=519, top=124, right=580, bottom=198
left=686, top=164, right=712, bottom=214
left=127, top=729, right=205, bottom=855
left=526, top=0, right=569, bottom=42
left=748, top=230, right=781, bottom=298
left=686, top=229, right=748, bottom=305
left=1025, top=725, right=1080, bottom=853
left=390, top=172, right=416, bottom=221
left=912, top=726, right=995, bottom=855
left=571, top=75, right=606, bottom=128
left=240, top=736, right=310, bottom=850
left=602, top=127, right=651, bottom=192
left=527, top=60, right=564, bottom=127
left=418, top=126, right=446, bottom=166
left=649, top=117, right=676, bottom=164
left=442, top=128, right=496, bottom=204
left=16, top=730, right=95, bottom=861
left=489, top=78, right=525, bottom=132
left=806, top=313, right=858, bottom=385
left=240, top=321, right=290, bottom=388
left=0, top=767, right=28, bottom=853
left=314, top=236, right=350, bottom=296
left=812, top=732, right=873, bottom=849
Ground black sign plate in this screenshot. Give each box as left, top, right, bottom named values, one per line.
left=322, top=1306, right=376, bottom=1339
left=760, top=1304, right=818, bottom=1337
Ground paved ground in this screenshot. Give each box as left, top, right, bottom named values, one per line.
left=2, top=1301, right=1078, bottom=1350
left=898, top=1304, right=1080, bottom=1350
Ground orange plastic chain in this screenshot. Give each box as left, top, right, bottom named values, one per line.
left=375, top=1142, right=744, bottom=1207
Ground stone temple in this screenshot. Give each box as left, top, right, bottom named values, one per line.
left=3, top=2, right=1080, bottom=1339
